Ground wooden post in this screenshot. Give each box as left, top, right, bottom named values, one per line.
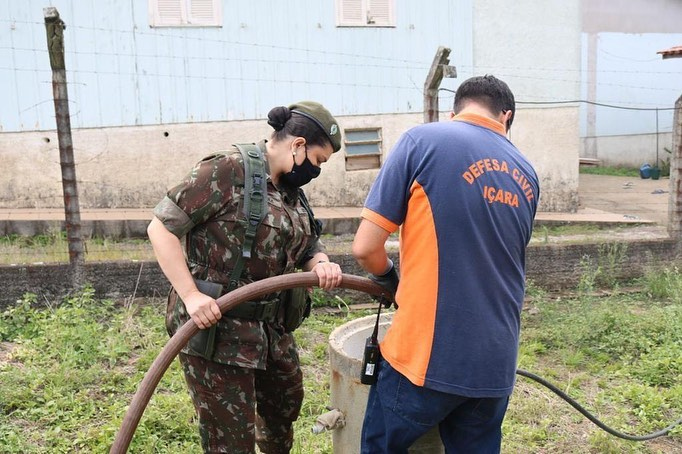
left=423, top=46, right=452, bottom=123
left=44, top=7, right=85, bottom=277
left=668, top=95, right=682, bottom=244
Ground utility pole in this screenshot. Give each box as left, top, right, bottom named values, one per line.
left=423, top=46, right=456, bottom=123
left=44, top=7, right=85, bottom=280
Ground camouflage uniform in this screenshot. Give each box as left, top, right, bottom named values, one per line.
left=153, top=141, right=322, bottom=453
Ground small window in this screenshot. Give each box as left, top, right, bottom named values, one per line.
left=336, top=0, right=396, bottom=27
left=149, top=0, right=222, bottom=27
left=345, top=128, right=382, bottom=171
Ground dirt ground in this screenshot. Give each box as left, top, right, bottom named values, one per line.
left=578, top=173, right=670, bottom=226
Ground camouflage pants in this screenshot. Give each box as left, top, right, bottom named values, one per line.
left=179, top=348, right=304, bottom=454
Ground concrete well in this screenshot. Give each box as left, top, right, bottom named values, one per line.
left=328, top=313, right=444, bottom=453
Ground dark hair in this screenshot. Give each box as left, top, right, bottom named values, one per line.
left=453, top=75, right=516, bottom=128
left=267, top=106, right=331, bottom=149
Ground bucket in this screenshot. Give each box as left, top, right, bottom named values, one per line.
left=650, top=167, right=661, bottom=180
left=328, top=313, right=444, bottom=453
left=639, top=163, right=652, bottom=179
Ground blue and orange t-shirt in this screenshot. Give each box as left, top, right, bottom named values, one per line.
left=362, top=113, right=539, bottom=397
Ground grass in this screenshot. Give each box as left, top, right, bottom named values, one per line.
left=529, top=224, right=657, bottom=246
left=531, top=223, right=604, bottom=244
left=580, top=166, right=641, bottom=178
left=511, top=292, right=682, bottom=453
left=1, top=275, right=681, bottom=453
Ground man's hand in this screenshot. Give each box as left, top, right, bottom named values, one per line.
left=369, top=259, right=400, bottom=308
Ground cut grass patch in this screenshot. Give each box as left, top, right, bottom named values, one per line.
left=580, top=166, right=640, bottom=178
left=0, top=232, right=156, bottom=265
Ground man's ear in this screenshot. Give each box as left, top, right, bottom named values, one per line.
left=500, top=110, right=513, bottom=131
left=449, top=111, right=456, bottom=120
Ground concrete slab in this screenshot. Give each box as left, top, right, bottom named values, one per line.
left=0, top=173, right=673, bottom=236
left=577, top=173, right=670, bottom=225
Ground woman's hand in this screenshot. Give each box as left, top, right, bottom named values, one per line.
left=312, top=260, right=343, bottom=290
left=182, top=290, right=222, bottom=329
left=148, top=217, right=222, bottom=329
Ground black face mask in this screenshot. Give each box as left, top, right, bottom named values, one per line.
left=280, top=146, right=321, bottom=188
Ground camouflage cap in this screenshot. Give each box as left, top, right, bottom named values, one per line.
left=289, top=101, right=342, bottom=152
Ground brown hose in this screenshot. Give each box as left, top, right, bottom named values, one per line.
left=110, top=272, right=387, bottom=453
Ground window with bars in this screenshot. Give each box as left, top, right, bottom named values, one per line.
left=335, top=0, right=396, bottom=27
left=149, top=0, right=222, bottom=27
left=344, top=128, right=382, bottom=171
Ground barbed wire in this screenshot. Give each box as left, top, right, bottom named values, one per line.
left=3, top=64, right=679, bottom=110
left=5, top=43, right=682, bottom=77
left=0, top=65, right=421, bottom=91
left=0, top=46, right=432, bottom=72
left=3, top=45, right=681, bottom=93
left=2, top=19, right=680, bottom=127
left=0, top=19, right=434, bottom=66
left=598, top=48, right=662, bottom=63
left=2, top=20, right=679, bottom=75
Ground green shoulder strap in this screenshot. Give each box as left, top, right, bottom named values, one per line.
left=228, top=143, right=268, bottom=289
left=186, top=144, right=268, bottom=361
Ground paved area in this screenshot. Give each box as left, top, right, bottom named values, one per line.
left=575, top=173, right=670, bottom=225
left=0, top=173, right=673, bottom=237
left=0, top=207, right=363, bottom=222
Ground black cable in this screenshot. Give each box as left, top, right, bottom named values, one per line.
left=516, top=368, right=682, bottom=441
left=515, top=100, right=678, bottom=111
left=370, top=301, right=382, bottom=342
left=438, top=88, right=678, bottom=111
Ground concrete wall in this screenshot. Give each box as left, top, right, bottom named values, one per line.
left=512, top=107, right=580, bottom=211
left=583, top=0, right=682, bottom=34
left=1, top=107, right=574, bottom=211
left=473, top=0, right=581, bottom=103
left=1, top=0, right=583, bottom=213
left=580, top=0, right=682, bottom=166
left=582, top=132, right=674, bottom=168
left=0, top=238, right=676, bottom=307
left=472, top=0, right=582, bottom=212
left=0, top=113, right=421, bottom=209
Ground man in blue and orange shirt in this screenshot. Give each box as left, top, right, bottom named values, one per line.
left=353, top=75, right=539, bottom=453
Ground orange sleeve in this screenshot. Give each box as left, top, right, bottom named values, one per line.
left=361, top=207, right=400, bottom=233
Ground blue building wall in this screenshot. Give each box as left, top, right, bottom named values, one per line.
left=1, top=0, right=473, bottom=132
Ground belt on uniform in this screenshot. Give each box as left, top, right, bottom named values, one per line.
left=223, top=299, right=281, bottom=323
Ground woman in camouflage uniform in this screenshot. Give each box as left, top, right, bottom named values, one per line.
left=147, top=101, right=344, bottom=453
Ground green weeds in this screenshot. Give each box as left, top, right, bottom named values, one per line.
left=644, top=266, right=682, bottom=303
left=577, top=242, right=629, bottom=293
